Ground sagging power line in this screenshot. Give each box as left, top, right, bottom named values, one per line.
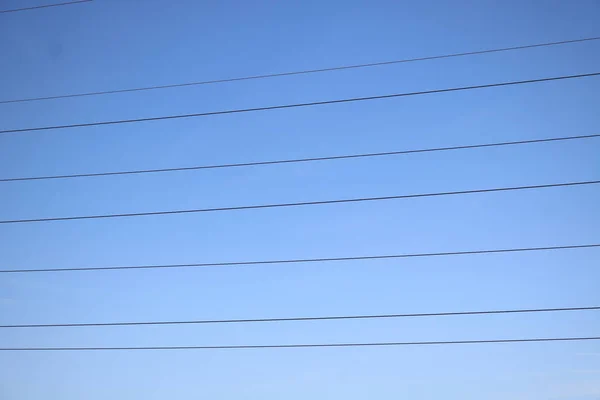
left=1, top=72, right=598, bottom=135
left=1, top=36, right=598, bottom=104
left=2, top=336, right=599, bottom=351
left=1, top=133, right=598, bottom=183
left=2, top=306, right=597, bottom=329
left=2, top=243, right=597, bottom=274
left=0, top=180, right=597, bottom=225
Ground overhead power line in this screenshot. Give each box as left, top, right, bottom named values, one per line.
left=2, top=306, right=597, bottom=329
left=0, top=0, right=92, bottom=14
left=2, top=336, right=599, bottom=351
left=0, top=180, right=597, bottom=225
left=1, top=72, right=598, bottom=135
left=2, top=133, right=598, bottom=183
left=1, top=36, right=598, bottom=104
left=2, top=243, right=597, bottom=274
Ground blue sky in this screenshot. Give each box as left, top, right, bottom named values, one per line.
left=0, top=0, right=599, bottom=398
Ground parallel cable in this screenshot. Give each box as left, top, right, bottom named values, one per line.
left=1, top=36, right=598, bottom=104
left=2, top=337, right=599, bottom=351
left=2, top=306, right=598, bottom=329
left=2, top=133, right=598, bottom=183
left=0, top=0, right=92, bottom=14
left=1, top=72, right=598, bottom=135
left=1, top=243, right=598, bottom=274
left=0, top=180, right=597, bottom=225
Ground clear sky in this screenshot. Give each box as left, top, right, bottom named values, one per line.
left=0, top=0, right=599, bottom=398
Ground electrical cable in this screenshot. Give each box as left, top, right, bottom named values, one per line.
left=2, top=243, right=597, bottom=274
left=1, top=36, right=598, bottom=104
left=1, top=72, right=598, bottom=135
left=2, top=337, right=599, bottom=351
left=1, top=306, right=597, bottom=329
left=0, top=180, right=597, bottom=225
left=0, top=0, right=92, bottom=14
left=2, top=133, right=598, bottom=183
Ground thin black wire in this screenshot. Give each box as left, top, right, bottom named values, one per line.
left=1, top=72, right=598, bottom=135
left=0, top=180, right=597, bottom=225
left=1, top=36, right=598, bottom=104
left=2, top=337, right=599, bottom=351
left=0, top=0, right=92, bottom=14
left=2, top=306, right=598, bottom=329
left=2, top=133, right=598, bottom=183
left=2, top=243, right=597, bottom=274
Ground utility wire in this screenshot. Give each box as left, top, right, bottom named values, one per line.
left=0, top=0, right=92, bottom=14
left=1, top=72, right=598, bottom=135
left=2, top=306, right=598, bottom=329
left=1, top=36, right=598, bottom=104
left=2, top=133, right=598, bottom=183
left=2, top=337, right=599, bottom=351
left=0, top=180, right=597, bottom=225
left=1, top=243, right=597, bottom=274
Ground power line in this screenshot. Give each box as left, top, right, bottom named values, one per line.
left=0, top=180, right=597, bottom=225
left=2, top=306, right=597, bottom=329
left=1, top=72, right=598, bottom=135
left=2, top=133, right=598, bottom=183
left=1, top=36, right=598, bottom=104
left=2, top=336, right=599, bottom=351
left=0, top=0, right=92, bottom=14
left=2, top=243, right=597, bottom=274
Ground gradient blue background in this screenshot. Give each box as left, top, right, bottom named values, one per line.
left=1, top=0, right=599, bottom=398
